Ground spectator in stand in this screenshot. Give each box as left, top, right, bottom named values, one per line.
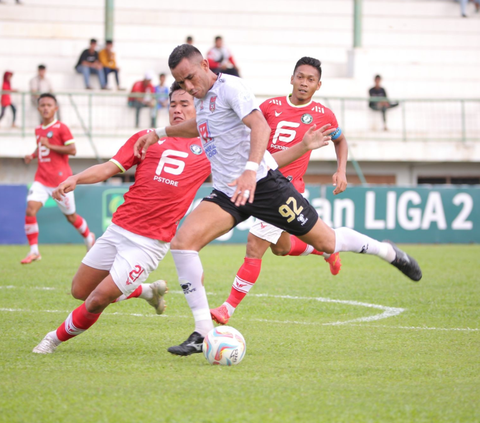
left=75, top=39, right=107, bottom=90
left=128, top=71, right=155, bottom=128
left=186, top=36, right=194, bottom=45
left=457, top=0, right=480, bottom=17
left=0, top=71, right=17, bottom=128
left=207, top=36, right=240, bottom=77
left=153, top=73, right=169, bottom=127
left=99, top=40, right=124, bottom=90
left=368, top=75, right=398, bottom=131
left=30, top=65, right=53, bottom=106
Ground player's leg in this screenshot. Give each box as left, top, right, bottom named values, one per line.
left=276, top=234, right=342, bottom=276
left=168, top=199, right=237, bottom=356
left=22, top=182, right=48, bottom=264
left=32, top=274, right=121, bottom=354
left=10, top=104, right=16, bottom=127
left=211, top=230, right=270, bottom=324
left=56, top=189, right=95, bottom=250
left=298, top=219, right=422, bottom=281
left=71, top=263, right=110, bottom=300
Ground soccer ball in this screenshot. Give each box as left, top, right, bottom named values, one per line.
left=203, top=326, right=246, bottom=366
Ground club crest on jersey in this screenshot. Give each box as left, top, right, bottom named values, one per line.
left=301, top=114, right=313, bottom=124
left=46, top=131, right=54, bottom=138
left=209, top=96, right=217, bottom=112
left=190, top=144, right=203, bottom=155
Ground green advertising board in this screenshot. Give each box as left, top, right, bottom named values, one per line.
left=33, top=184, right=479, bottom=245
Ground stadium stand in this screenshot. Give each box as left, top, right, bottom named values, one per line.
left=0, top=0, right=479, bottom=185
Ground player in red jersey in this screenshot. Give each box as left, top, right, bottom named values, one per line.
left=211, top=57, right=348, bottom=324
left=22, top=93, right=95, bottom=264
left=32, top=83, right=333, bottom=354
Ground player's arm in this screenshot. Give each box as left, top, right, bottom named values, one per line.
left=24, top=147, right=38, bottom=164
left=331, top=131, right=348, bottom=195
left=52, top=161, right=120, bottom=200
left=229, top=110, right=271, bottom=207
left=133, top=118, right=199, bottom=160
left=273, top=124, right=335, bottom=168
left=40, top=137, right=76, bottom=156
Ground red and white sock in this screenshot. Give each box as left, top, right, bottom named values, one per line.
left=224, top=257, right=262, bottom=316
left=72, top=215, right=91, bottom=238
left=49, top=303, right=101, bottom=344
left=288, top=235, right=328, bottom=258
left=113, top=285, right=150, bottom=303
left=25, top=216, right=39, bottom=254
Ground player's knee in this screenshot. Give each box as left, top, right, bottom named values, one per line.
left=85, top=293, right=109, bottom=314
left=25, top=206, right=37, bottom=216
left=65, top=213, right=77, bottom=224
left=71, top=283, right=87, bottom=301
left=270, top=244, right=289, bottom=256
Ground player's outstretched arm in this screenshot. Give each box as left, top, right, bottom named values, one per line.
left=40, top=137, right=76, bottom=156
left=134, top=118, right=199, bottom=160
left=52, top=162, right=120, bottom=200
left=273, top=124, right=335, bottom=168
left=331, top=133, right=348, bottom=195
left=229, top=110, right=270, bottom=207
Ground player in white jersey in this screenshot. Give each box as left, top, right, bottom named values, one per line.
left=134, top=45, right=422, bottom=357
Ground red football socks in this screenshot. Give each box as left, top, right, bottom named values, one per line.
left=56, top=303, right=101, bottom=342
left=287, top=235, right=323, bottom=256
left=226, top=257, right=262, bottom=308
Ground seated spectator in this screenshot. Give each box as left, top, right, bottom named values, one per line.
left=153, top=73, right=169, bottom=127
left=368, top=75, right=398, bottom=131
left=457, top=0, right=480, bottom=17
left=99, top=40, right=124, bottom=90
left=207, top=36, right=240, bottom=77
left=30, top=64, right=53, bottom=105
left=128, top=71, right=155, bottom=128
left=186, top=36, right=194, bottom=45
left=0, top=71, right=17, bottom=128
left=75, top=39, right=107, bottom=90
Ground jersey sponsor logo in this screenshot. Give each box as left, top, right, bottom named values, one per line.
left=126, top=265, right=144, bottom=285
left=272, top=121, right=300, bottom=144
left=311, top=106, right=325, bottom=113
left=38, top=142, right=51, bottom=162
left=301, top=113, right=313, bottom=124
left=209, top=96, right=217, bottom=112
left=155, top=149, right=188, bottom=176
left=190, top=144, right=203, bottom=155
left=274, top=111, right=282, bottom=117
left=269, top=99, right=282, bottom=105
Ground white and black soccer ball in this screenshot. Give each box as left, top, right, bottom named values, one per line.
left=203, top=326, right=246, bottom=366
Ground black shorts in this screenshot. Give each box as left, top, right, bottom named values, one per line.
left=202, top=169, right=318, bottom=237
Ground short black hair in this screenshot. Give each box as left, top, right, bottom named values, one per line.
left=293, top=57, right=322, bottom=80
left=168, top=44, right=203, bottom=70
left=215, top=36, right=222, bottom=42
left=169, top=81, right=184, bottom=101
left=186, top=36, right=193, bottom=42
left=38, top=64, right=46, bottom=70
left=90, top=38, right=97, bottom=44
left=37, top=93, right=57, bottom=104
left=375, top=74, right=381, bottom=80
left=106, top=40, right=113, bottom=45
left=159, top=73, right=166, bottom=78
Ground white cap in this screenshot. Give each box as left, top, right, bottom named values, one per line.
left=144, top=70, right=154, bottom=80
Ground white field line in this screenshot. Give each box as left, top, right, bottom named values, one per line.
left=1, top=286, right=478, bottom=332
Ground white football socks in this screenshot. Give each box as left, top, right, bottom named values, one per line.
left=171, top=249, right=214, bottom=336
left=333, top=227, right=396, bottom=263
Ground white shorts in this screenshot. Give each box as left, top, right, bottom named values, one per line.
left=82, top=223, right=170, bottom=296
left=249, top=218, right=284, bottom=244
left=27, top=181, right=76, bottom=215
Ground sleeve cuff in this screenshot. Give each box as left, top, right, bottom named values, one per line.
left=64, top=139, right=75, bottom=145
left=109, top=158, right=126, bottom=173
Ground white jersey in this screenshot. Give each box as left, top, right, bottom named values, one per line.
left=194, top=73, right=277, bottom=197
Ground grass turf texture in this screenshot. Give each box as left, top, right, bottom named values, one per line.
left=0, top=244, right=479, bottom=423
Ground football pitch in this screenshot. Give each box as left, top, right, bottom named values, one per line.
left=0, top=244, right=479, bottom=423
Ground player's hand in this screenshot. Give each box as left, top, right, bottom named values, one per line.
left=24, top=154, right=33, bottom=164
left=53, top=177, right=77, bottom=200
left=39, top=137, right=50, bottom=148
left=134, top=131, right=159, bottom=160
left=301, top=124, right=336, bottom=151
left=229, top=170, right=257, bottom=206
left=332, top=171, right=347, bottom=195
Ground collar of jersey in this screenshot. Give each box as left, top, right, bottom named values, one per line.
left=41, top=119, right=58, bottom=130
left=286, top=95, right=313, bottom=108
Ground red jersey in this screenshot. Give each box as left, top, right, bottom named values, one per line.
left=34, top=120, right=75, bottom=187
left=110, top=130, right=211, bottom=242
left=261, top=96, right=339, bottom=193
left=128, top=81, right=155, bottom=102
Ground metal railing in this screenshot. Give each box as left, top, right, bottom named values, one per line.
left=1, top=91, right=479, bottom=143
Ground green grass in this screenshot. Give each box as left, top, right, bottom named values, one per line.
left=0, top=244, right=479, bottom=423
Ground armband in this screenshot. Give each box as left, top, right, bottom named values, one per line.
left=155, top=127, right=167, bottom=139
left=331, top=128, right=342, bottom=140
left=245, top=161, right=259, bottom=172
